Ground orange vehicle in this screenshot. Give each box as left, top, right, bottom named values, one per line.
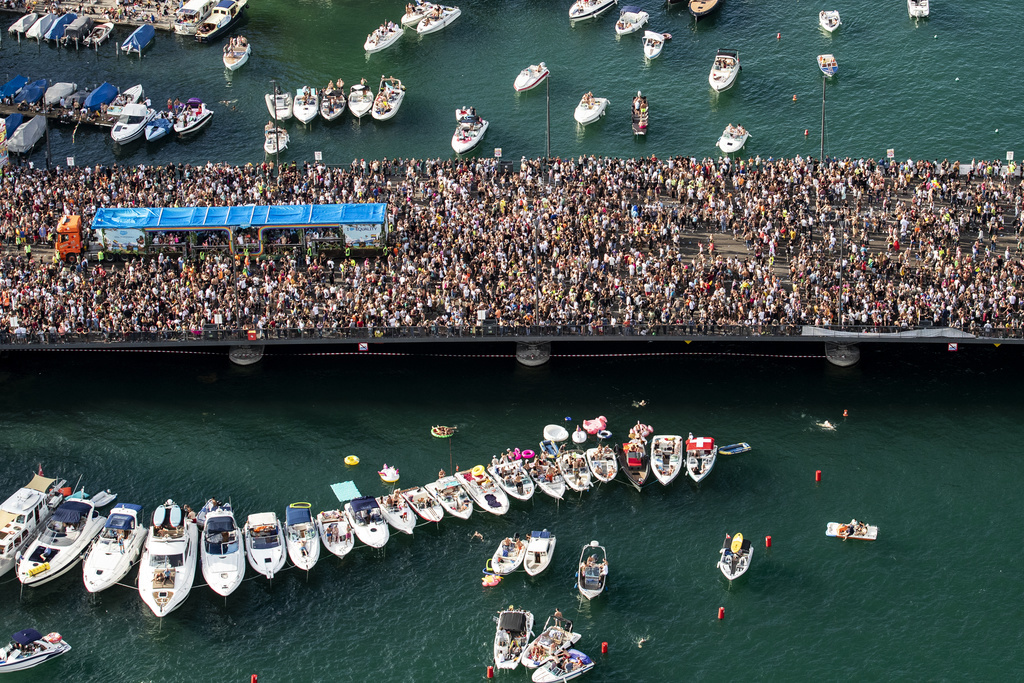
left=55, top=215, right=83, bottom=261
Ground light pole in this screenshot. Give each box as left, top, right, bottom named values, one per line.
left=545, top=74, right=550, bottom=182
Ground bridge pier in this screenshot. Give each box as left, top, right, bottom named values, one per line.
left=515, top=342, right=551, bottom=367
left=824, top=343, right=860, bottom=367
left=229, top=345, right=265, bottom=366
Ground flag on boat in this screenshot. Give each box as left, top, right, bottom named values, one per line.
left=686, top=437, right=716, bottom=451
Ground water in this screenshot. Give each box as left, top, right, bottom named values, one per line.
left=1, top=0, right=1020, bottom=170
left=1, top=345, right=1023, bottom=681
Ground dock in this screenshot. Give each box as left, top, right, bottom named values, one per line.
left=4, top=1, right=176, bottom=34
left=0, top=103, right=114, bottom=128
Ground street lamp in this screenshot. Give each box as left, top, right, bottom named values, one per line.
left=545, top=73, right=550, bottom=183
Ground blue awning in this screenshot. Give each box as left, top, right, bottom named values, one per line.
left=92, top=203, right=388, bottom=230
left=105, top=513, right=135, bottom=531
left=286, top=505, right=312, bottom=526
left=349, top=496, right=379, bottom=513
left=52, top=500, right=92, bottom=523
left=12, top=629, right=42, bottom=645
left=531, top=530, right=551, bottom=539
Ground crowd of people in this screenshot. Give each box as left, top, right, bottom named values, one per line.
left=0, top=152, right=1023, bottom=343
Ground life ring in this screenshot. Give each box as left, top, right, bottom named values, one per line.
left=471, top=465, right=486, bottom=477
left=345, top=455, right=360, bottom=466
left=521, top=450, right=535, bottom=459
left=597, top=430, right=612, bottom=440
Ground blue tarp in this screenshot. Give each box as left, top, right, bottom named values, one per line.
left=0, top=76, right=29, bottom=100
left=44, top=12, right=76, bottom=41
left=14, top=80, right=48, bottom=105
left=330, top=481, right=362, bottom=503
left=621, top=5, right=643, bottom=14
left=84, top=82, right=118, bottom=111
left=122, top=23, right=154, bottom=53
left=4, top=114, right=24, bottom=136
left=92, top=203, right=387, bottom=230
left=52, top=500, right=92, bottom=523
left=12, top=629, right=42, bottom=645
left=286, top=505, right=312, bottom=526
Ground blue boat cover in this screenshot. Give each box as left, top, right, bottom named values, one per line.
left=621, top=5, right=643, bottom=13
left=531, top=530, right=551, bottom=539
left=4, top=114, right=24, bottom=135
left=12, top=629, right=43, bottom=645
left=113, top=503, right=143, bottom=514
left=0, top=76, right=29, bottom=99
left=330, top=481, right=362, bottom=503
left=286, top=505, right=312, bottom=526
left=52, top=500, right=92, bottom=523
left=216, top=0, right=234, bottom=7
left=44, top=13, right=75, bottom=40
left=92, top=203, right=388, bottom=230
left=14, top=80, right=48, bottom=105
left=105, top=513, right=136, bottom=531
left=122, top=23, right=154, bottom=51
left=84, top=82, right=118, bottom=111
left=349, top=496, right=379, bottom=513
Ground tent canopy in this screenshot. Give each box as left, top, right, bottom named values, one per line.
left=92, top=204, right=387, bottom=230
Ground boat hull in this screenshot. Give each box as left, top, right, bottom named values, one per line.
left=569, top=0, right=618, bottom=21
left=514, top=66, right=549, bottom=92
left=223, top=44, right=250, bottom=71
left=83, top=530, right=146, bottom=593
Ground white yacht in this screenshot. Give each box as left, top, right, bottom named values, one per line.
left=521, top=614, right=581, bottom=669
left=585, top=445, right=618, bottom=483
left=452, top=107, right=488, bottom=154
left=614, top=6, right=648, bottom=35
left=375, top=494, right=417, bottom=535
left=18, top=499, right=105, bottom=587
left=316, top=510, right=355, bottom=558
left=0, top=474, right=66, bottom=579
left=222, top=36, right=250, bottom=70
left=908, top=0, right=929, bottom=18
left=371, top=76, right=405, bottom=121
left=110, top=103, right=154, bottom=145
left=402, top=1, right=437, bottom=27
left=569, top=0, right=617, bottom=22
left=173, top=99, right=214, bottom=136
left=458, top=468, right=510, bottom=515
left=819, top=10, right=841, bottom=33
left=365, top=21, right=402, bottom=52
left=494, top=608, right=534, bottom=670
left=399, top=487, right=445, bottom=522
left=523, top=530, right=555, bottom=576
left=513, top=63, right=550, bottom=92
left=82, top=503, right=146, bottom=593
left=244, top=512, right=286, bottom=579
left=284, top=502, right=320, bottom=571
left=348, top=83, right=374, bottom=119
left=424, top=476, right=474, bottom=519
left=717, top=124, right=749, bottom=154
left=417, top=5, right=461, bottom=34
left=319, top=85, right=347, bottom=121
left=174, top=0, right=215, bottom=35
left=0, top=630, right=71, bottom=673
left=107, top=84, right=144, bottom=119
left=200, top=503, right=245, bottom=596
left=642, top=30, right=668, bottom=60
left=558, top=450, right=593, bottom=492
left=573, top=93, right=608, bottom=125
left=293, top=87, right=318, bottom=125
left=265, top=90, right=293, bottom=121
left=344, top=497, right=390, bottom=548
left=577, top=541, right=608, bottom=599
left=709, top=49, right=740, bottom=92
left=264, top=127, right=289, bottom=155
left=488, top=460, right=535, bottom=501
left=138, top=500, right=199, bottom=617
left=718, top=533, right=752, bottom=580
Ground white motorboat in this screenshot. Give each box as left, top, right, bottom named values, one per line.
left=399, top=487, right=445, bottom=523
left=488, top=460, right=535, bottom=501
left=402, top=1, right=437, bottom=27
left=106, top=84, right=144, bottom=119
left=614, top=6, right=648, bottom=35
left=521, top=614, right=581, bottom=669
left=110, top=103, right=154, bottom=145
left=348, top=83, right=374, bottom=119
left=573, top=93, right=608, bottom=125
left=0, top=474, right=66, bottom=579
left=718, top=533, right=752, bottom=580
left=819, top=10, right=841, bottom=33
left=569, top=0, right=617, bottom=22
left=146, top=112, right=174, bottom=141
left=375, top=493, right=417, bottom=535
left=223, top=37, right=251, bottom=70
left=494, top=607, right=534, bottom=670
left=619, top=439, right=651, bottom=491
left=365, top=21, right=402, bottom=52
left=244, top=512, right=286, bottom=579
left=709, top=49, right=740, bottom=92
left=8, top=13, right=38, bottom=35
left=523, top=529, right=555, bottom=576
left=138, top=500, right=199, bottom=617
left=527, top=443, right=567, bottom=500
left=25, top=13, right=56, bottom=41
left=532, top=649, right=595, bottom=682
left=642, top=30, right=669, bottom=60
left=200, top=503, right=245, bottom=596
left=319, top=92, right=347, bottom=122
left=452, top=108, right=489, bottom=154
left=18, top=499, right=105, bottom=587
left=585, top=445, right=618, bottom=483
left=293, top=87, right=318, bottom=124
left=82, top=503, right=146, bottom=593
left=264, top=127, right=289, bottom=155
left=717, top=124, right=749, bottom=154
left=316, top=510, right=355, bottom=558
left=0, top=630, right=70, bottom=673
left=490, top=534, right=527, bottom=575
left=513, top=63, right=550, bottom=92
left=174, top=0, right=215, bottom=35
left=82, top=22, right=113, bottom=47
left=284, top=502, right=320, bottom=571
left=459, top=467, right=510, bottom=515
left=265, top=91, right=293, bottom=121
left=173, top=98, right=213, bottom=136
left=650, top=434, right=684, bottom=485
left=818, top=53, right=839, bottom=77
left=372, top=76, right=405, bottom=121
left=417, top=4, right=461, bottom=34
left=686, top=436, right=716, bottom=483
left=908, top=0, right=929, bottom=18
left=826, top=520, right=879, bottom=540
left=577, top=541, right=607, bottom=600
left=344, top=496, right=390, bottom=548
left=424, top=475, right=474, bottom=519
left=558, top=450, right=592, bottom=492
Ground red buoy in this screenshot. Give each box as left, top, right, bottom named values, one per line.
left=804, top=129, right=809, bottom=136
left=251, top=676, right=257, bottom=683
left=765, top=535, right=772, bottom=548
left=718, top=607, right=725, bottom=620
left=815, top=470, right=822, bottom=482
left=777, top=32, right=781, bottom=40
left=601, top=641, right=609, bottom=654
left=487, top=665, right=494, bottom=678
left=843, top=409, right=849, bottom=417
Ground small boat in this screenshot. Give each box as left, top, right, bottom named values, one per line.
left=111, top=103, right=154, bottom=145
left=490, top=534, right=527, bottom=575
left=689, top=0, right=722, bottom=21
left=200, top=503, right=245, bottom=596
left=521, top=614, right=581, bottom=669
left=319, top=83, right=347, bottom=121
left=145, top=112, right=174, bottom=141
left=718, top=533, right=752, bottom=580
left=375, top=493, right=416, bottom=535
left=649, top=434, right=684, bottom=485
left=819, top=10, right=841, bottom=33
left=365, top=21, right=402, bottom=53
left=8, top=13, right=38, bottom=35
left=424, top=475, right=474, bottom=519
left=121, top=23, right=155, bottom=54
left=718, top=442, right=751, bottom=456
left=264, top=127, right=289, bottom=155
left=344, top=496, right=390, bottom=548
left=417, top=4, right=461, bottom=34
left=2, top=113, right=24, bottom=137
left=569, top=0, right=617, bottom=22
left=84, top=82, right=119, bottom=112
left=82, top=22, right=113, bottom=48
left=60, top=16, right=93, bottom=46
left=0, top=630, right=70, bottom=673
left=348, top=83, right=375, bottom=119
left=26, top=13, right=56, bottom=41
left=826, top=520, right=878, bottom=540
left=195, top=0, right=248, bottom=43
left=709, top=49, right=740, bottom=92
left=402, top=1, right=437, bottom=27
left=222, top=36, right=251, bottom=71
left=488, top=460, right=535, bottom=501
left=573, top=93, right=608, bottom=126
left=908, top=0, right=929, bottom=18
left=244, top=511, right=287, bottom=578
left=618, top=440, right=650, bottom=490
left=174, top=0, right=216, bottom=35
left=717, top=123, right=749, bottom=154
left=371, top=76, right=405, bottom=121
left=18, top=499, right=105, bottom=586
left=107, top=84, right=144, bottom=119
left=585, top=445, right=618, bottom=483
left=265, top=91, right=293, bottom=121
left=558, top=450, right=592, bottom=492
left=523, top=529, right=555, bottom=576
left=577, top=540, right=607, bottom=599
left=43, top=12, right=75, bottom=42
left=82, top=503, right=146, bottom=593
left=138, top=500, right=200, bottom=617
left=818, top=53, right=838, bottom=77
left=0, top=76, right=29, bottom=101
left=293, top=87, right=319, bottom=125
left=174, top=98, right=214, bottom=136
left=686, top=436, right=716, bottom=483
left=543, top=424, right=569, bottom=442
left=452, top=107, right=489, bottom=154
left=459, top=467, right=510, bottom=515
left=532, top=649, right=595, bottom=682
left=615, top=6, right=648, bottom=35
left=44, top=82, right=77, bottom=107
left=494, top=607, right=534, bottom=670
left=13, top=80, right=48, bottom=106
left=399, top=486, right=445, bottom=523
left=514, top=63, right=550, bottom=92
left=0, top=473, right=66, bottom=579
left=316, top=510, right=355, bottom=558
left=284, top=502, right=320, bottom=571
left=631, top=91, right=648, bottom=135
left=526, top=442, right=566, bottom=500
left=642, top=31, right=668, bottom=59
left=6, top=116, right=45, bottom=155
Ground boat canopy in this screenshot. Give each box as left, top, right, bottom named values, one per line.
left=620, top=5, right=643, bottom=14
left=247, top=512, right=277, bottom=528
left=52, top=500, right=92, bottom=523
left=0, top=76, right=29, bottom=99
left=14, top=79, right=47, bottom=105
left=349, top=497, right=379, bottom=513
left=122, top=23, right=154, bottom=51
left=12, top=629, right=43, bottom=645
left=286, top=505, right=312, bottom=526
left=498, top=611, right=528, bottom=634
left=25, top=475, right=56, bottom=494
left=686, top=437, right=716, bottom=451
left=84, top=82, right=118, bottom=111
left=64, top=16, right=93, bottom=42
left=177, top=0, right=211, bottom=16
left=105, top=512, right=136, bottom=531
left=44, top=82, right=77, bottom=106
left=215, top=0, right=234, bottom=8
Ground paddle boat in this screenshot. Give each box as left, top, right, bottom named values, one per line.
left=222, top=36, right=251, bottom=70
left=82, top=503, right=146, bottom=593
left=264, top=126, right=289, bottom=155
left=174, top=98, right=214, bottom=136
left=111, top=103, right=154, bottom=145
left=488, top=460, right=535, bottom=501
left=827, top=520, right=878, bottom=540
left=200, top=502, right=245, bottom=596
left=121, top=23, right=155, bottom=54
left=145, top=112, right=174, bottom=141
left=718, top=533, right=752, bottom=580
left=375, top=492, right=416, bottom=534
left=344, top=496, right=390, bottom=548
left=349, top=82, right=374, bottom=119
left=0, top=630, right=70, bottom=673
left=365, top=21, right=402, bottom=52
left=689, top=0, right=721, bottom=20
left=649, top=435, right=684, bottom=485
left=26, top=13, right=56, bottom=41
left=8, top=13, right=39, bottom=36
left=399, top=486, right=445, bottom=523
left=293, top=87, right=319, bottom=124
left=558, top=450, right=592, bottom=492
left=574, top=93, right=608, bottom=125
left=284, top=502, right=320, bottom=571
left=709, top=49, right=740, bottom=92
left=631, top=90, right=648, bottom=136
left=569, top=0, right=617, bottom=22
left=371, top=76, right=405, bottom=121
left=174, top=0, right=215, bottom=35
left=195, top=0, right=248, bottom=43
left=818, top=53, right=838, bottom=77
left=642, top=31, right=669, bottom=59
left=18, top=499, right=105, bottom=587
left=717, top=123, right=749, bottom=154
left=718, top=442, right=751, bottom=456
left=138, top=500, right=200, bottom=617
left=452, top=109, right=488, bottom=155
left=577, top=541, right=607, bottom=599
left=494, top=607, right=534, bottom=670
left=618, top=440, right=650, bottom=490
left=585, top=445, right=618, bottom=483
left=60, top=16, right=93, bottom=46
left=320, top=82, right=347, bottom=121
left=908, top=0, right=929, bottom=18
left=459, top=466, right=510, bottom=515
left=402, top=1, right=437, bottom=27
left=819, top=10, right=841, bottom=33
left=379, top=463, right=400, bottom=483
left=582, top=416, right=607, bottom=435
left=514, top=63, right=550, bottom=92
left=82, top=21, right=113, bottom=47
left=0, top=473, right=66, bottom=579
left=523, top=530, right=555, bottom=576
left=521, top=614, right=581, bottom=669
left=417, top=4, right=461, bottom=34
left=533, top=649, right=594, bottom=682
left=316, top=510, right=354, bottom=558
left=615, top=6, right=648, bottom=35
left=490, top=534, right=527, bottom=575
left=243, top=511, right=286, bottom=579
left=424, top=475, right=474, bottom=519
left=43, top=12, right=76, bottom=42
left=107, top=84, right=144, bottom=119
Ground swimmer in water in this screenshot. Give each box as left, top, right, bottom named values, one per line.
left=472, top=531, right=484, bottom=541
left=632, top=400, right=647, bottom=408
left=817, top=420, right=836, bottom=431
left=637, top=637, right=649, bottom=648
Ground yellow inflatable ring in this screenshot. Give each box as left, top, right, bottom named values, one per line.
left=471, top=465, right=486, bottom=477
left=345, top=455, right=360, bottom=466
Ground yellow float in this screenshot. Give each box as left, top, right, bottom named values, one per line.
left=344, top=455, right=360, bottom=466
left=471, top=464, right=486, bottom=477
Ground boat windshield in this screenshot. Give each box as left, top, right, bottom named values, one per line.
left=39, top=524, right=80, bottom=546
left=149, top=552, right=185, bottom=568
left=205, top=537, right=238, bottom=555
left=251, top=534, right=280, bottom=550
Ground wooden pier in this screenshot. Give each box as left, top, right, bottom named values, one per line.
left=0, top=103, right=113, bottom=128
